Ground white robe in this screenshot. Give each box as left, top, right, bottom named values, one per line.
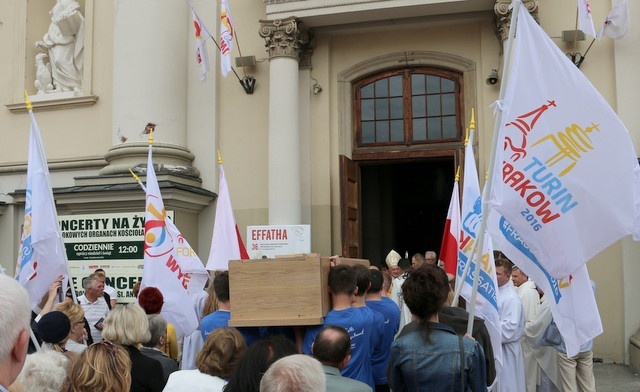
left=524, top=295, right=560, bottom=391
left=498, top=283, right=526, bottom=392
left=517, top=280, right=541, bottom=392
left=390, top=275, right=411, bottom=335
left=180, top=289, right=209, bottom=370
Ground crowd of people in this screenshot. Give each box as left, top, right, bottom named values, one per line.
left=0, top=250, right=594, bottom=392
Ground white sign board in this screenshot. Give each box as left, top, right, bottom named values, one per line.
left=58, top=211, right=173, bottom=303
left=246, top=225, right=311, bottom=259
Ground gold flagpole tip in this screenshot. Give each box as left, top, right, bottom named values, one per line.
left=455, top=166, right=461, bottom=182
left=24, top=90, right=32, bottom=111
left=470, top=108, right=476, bottom=131
left=485, top=171, right=489, bottom=181
left=128, top=168, right=140, bottom=182
left=217, top=150, right=222, bottom=165
left=464, top=128, right=469, bottom=147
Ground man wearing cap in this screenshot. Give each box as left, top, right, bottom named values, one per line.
left=0, top=274, right=31, bottom=392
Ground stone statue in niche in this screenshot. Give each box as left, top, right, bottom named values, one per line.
left=35, top=0, right=84, bottom=94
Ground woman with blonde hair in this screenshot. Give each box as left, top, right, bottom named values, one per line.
left=55, top=302, right=88, bottom=353
left=67, top=341, right=132, bottom=392
left=164, top=327, right=247, bottom=392
left=102, top=304, right=165, bottom=391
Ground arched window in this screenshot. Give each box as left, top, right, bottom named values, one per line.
left=353, top=68, right=463, bottom=148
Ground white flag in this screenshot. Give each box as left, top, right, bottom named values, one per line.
left=488, top=213, right=601, bottom=358
left=577, top=0, right=597, bottom=38
left=457, top=129, right=503, bottom=376
left=488, top=3, right=640, bottom=278
left=142, top=146, right=209, bottom=338
left=219, top=0, right=235, bottom=77
left=598, top=0, right=630, bottom=39
left=15, top=110, right=69, bottom=310
left=206, top=163, right=249, bottom=271
left=192, top=10, right=211, bottom=82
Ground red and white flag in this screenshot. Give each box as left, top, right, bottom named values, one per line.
left=206, top=161, right=249, bottom=271
left=191, top=10, right=211, bottom=82
left=15, top=107, right=69, bottom=309
left=598, top=0, right=630, bottom=39
left=488, top=3, right=640, bottom=279
left=141, top=145, right=209, bottom=338
left=439, top=178, right=460, bottom=275
left=577, top=0, right=597, bottom=38
left=219, top=0, right=235, bottom=77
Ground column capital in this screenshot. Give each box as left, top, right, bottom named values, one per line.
left=259, top=17, right=311, bottom=61
left=494, top=0, right=539, bottom=42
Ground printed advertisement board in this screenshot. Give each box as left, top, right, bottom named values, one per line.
left=246, top=225, right=311, bottom=259
left=59, top=211, right=173, bottom=303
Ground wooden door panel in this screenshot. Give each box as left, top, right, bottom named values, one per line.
left=340, top=155, right=360, bottom=258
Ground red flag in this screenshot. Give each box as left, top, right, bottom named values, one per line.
left=206, top=160, right=249, bottom=271
left=439, top=176, right=460, bottom=275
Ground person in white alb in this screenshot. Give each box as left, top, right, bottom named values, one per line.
left=77, top=275, right=109, bottom=343
left=512, top=265, right=541, bottom=392
left=495, top=257, right=526, bottom=392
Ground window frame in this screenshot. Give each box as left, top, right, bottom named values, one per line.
left=352, top=67, right=464, bottom=150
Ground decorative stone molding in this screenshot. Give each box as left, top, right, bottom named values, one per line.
left=259, top=17, right=311, bottom=61
left=494, top=0, right=539, bottom=42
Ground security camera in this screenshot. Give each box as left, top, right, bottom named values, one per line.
left=486, top=69, right=499, bottom=85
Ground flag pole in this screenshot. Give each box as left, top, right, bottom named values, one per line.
left=24, top=91, right=78, bottom=305
left=464, top=0, right=521, bottom=336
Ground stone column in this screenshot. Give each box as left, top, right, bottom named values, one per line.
left=259, top=18, right=310, bottom=225
left=494, top=0, right=539, bottom=42
left=101, top=0, right=197, bottom=177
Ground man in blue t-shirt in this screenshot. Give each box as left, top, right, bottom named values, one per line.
left=200, top=271, right=262, bottom=346
left=365, top=268, right=401, bottom=391
left=303, top=264, right=376, bottom=389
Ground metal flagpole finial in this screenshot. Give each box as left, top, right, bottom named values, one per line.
left=128, top=168, right=140, bottom=182
left=464, top=128, right=469, bottom=147
left=24, top=90, right=32, bottom=111
left=217, top=150, right=222, bottom=164
left=469, top=108, right=476, bottom=131
left=455, top=166, right=461, bottom=182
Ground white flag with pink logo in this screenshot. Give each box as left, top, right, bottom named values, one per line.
left=141, top=146, right=209, bottom=338
left=219, top=0, right=235, bottom=77
left=488, top=3, right=640, bottom=279
left=577, top=0, right=597, bottom=38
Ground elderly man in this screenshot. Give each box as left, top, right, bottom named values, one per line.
left=0, top=274, right=31, bottom=392
left=260, top=354, right=325, bottom=392
left=312, top=325, right=372, bottom=392
left=77, top=275, right=109, bottom=343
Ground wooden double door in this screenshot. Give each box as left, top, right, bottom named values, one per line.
left=340, top=154, right=457, bottom=268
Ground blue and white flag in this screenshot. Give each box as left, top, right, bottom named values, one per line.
left=15, top=109, right=68, bottom=309
left=457, top=128, right=502, bottom=377
left=488, top=3, right=640, bottom=279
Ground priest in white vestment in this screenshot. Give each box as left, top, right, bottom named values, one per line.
left=496, top=258, right=526, bottom=392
